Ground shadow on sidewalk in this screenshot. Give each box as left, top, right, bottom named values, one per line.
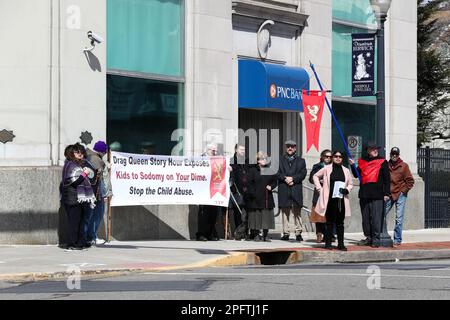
left=91, top=243, right=229, bottom=255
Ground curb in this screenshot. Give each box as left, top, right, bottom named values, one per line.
left=203, top=248, right=450, bottom=266
left=0, top=252, right=249, bottom=283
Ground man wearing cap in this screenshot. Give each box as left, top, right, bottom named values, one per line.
left=385, top=147, right=414, bottom=246
left=277, top=140, right=307, bottom=242
left=349, top=142, right=391, bottom=247
left=86, top=141, right=110, bottom=244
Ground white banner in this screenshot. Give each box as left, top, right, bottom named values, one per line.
left=110, top=152, right=230, bottom=207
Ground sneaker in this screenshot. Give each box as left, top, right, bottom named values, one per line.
left=324, top=244, right=333, bottom=250
left=280, top=235, right=290, bottom=241
left=296, top=234, right=303, bottom=242
left=254, top=235, right=262, bottom=242
left=337, top=245, right=348, bottom=251
left=196, top=235, right=208, bottom=241
left=393, top=242, right=401, bottom=247
left=65, top=246, right=82, bottom=252
left=263, top=237, right=272, bottom=242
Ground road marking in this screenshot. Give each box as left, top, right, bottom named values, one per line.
left=429, top=267, right=450, bottom=271
left=142, top=272, right=450, bottom=280
left=59, top=263, right=106, bottom=268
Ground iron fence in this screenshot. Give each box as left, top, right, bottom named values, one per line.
left=417, top=147, right=450, bottom=228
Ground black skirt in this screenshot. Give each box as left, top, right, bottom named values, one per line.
left=248, top=209, right=275, bottom=230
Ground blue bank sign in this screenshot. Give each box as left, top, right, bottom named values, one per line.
left=239, top=60, right=310, bottom=112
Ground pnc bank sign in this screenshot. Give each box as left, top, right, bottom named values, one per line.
left=270, top=84, right=302, bottom=101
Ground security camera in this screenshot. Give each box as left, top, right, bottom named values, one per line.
left=87, top=31, right=104, bottom=44
left=84, top=31, right=104, bottom=52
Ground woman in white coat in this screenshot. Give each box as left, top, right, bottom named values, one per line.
left=313, top=151, right=353, bottom=250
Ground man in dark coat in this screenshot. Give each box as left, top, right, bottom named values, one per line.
left=350, top=142, right=391, bottom=248
left=229, top=143, right=255, bottom=239
left=277, top=140, right=307, bottom=242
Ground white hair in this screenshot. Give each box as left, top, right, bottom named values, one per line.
left=205, top=143, right=217, bottom=152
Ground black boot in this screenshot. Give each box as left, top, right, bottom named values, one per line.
left=324, top=223, right=333, bottom=250
left=337, top=224, right=347, bottom=251
left=263, top=229, right=271, bottom=242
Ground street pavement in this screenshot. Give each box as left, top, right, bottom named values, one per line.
left=0, top=260, right=449, bottom=300
left=0, top=229, right=450, bottom=283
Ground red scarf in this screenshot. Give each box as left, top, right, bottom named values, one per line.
left=358, top=159, right=385, bottom=185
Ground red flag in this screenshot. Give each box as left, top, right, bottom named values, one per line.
left=302, top=90, right=326, bottom=152
left=210, top=157, right=227, bottom=199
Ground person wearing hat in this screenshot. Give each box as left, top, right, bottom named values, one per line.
left=385, top=147, right=414, bottom=246
left=349, top=142, right=391, bottom=247
left=86, top=140, right=110, bottom=244
left=277, top=140, right=307, bottom=242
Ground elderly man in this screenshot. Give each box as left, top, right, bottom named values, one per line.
left=196, top=143, right=220, bottom=241
left=277, top=140, right=307, bottom=242
left=385, top=147, right=414, bottom=246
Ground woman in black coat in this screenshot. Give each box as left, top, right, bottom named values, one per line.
left=246, top=152, right=278, bottom=242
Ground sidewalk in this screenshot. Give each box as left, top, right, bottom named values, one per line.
left=1, top=229, right=450, bottom=282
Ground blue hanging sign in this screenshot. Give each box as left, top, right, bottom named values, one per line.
left=352, top=33, right=375, bottom=97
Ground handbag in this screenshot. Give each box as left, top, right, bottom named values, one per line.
left=309, top=206, right=326, bottom=223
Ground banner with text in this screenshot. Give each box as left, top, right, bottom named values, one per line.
left=352, top=33, right=375, bottom=97
left=110, top=152, right=230, bottom=207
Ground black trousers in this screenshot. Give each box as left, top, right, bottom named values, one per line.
left=360, top=199, right=384, bottom=245
left=64, top=203, right=90, bottom=247
left=197, top=205, right=219, bottom=239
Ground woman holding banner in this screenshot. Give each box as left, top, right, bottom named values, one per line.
left=246, top=152, right=277, bottom=242
left=313, top=151, right=353, bottom=251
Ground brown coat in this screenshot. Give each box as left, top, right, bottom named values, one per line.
left=389, top=159, right=414, bottom=201
left=313, top=164, right=353, bottom=217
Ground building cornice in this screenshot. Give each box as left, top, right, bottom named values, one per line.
left=232, top=0, right=309, bottom=38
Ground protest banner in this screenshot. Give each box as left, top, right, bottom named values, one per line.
left=110, top=152, right=230, bottom=207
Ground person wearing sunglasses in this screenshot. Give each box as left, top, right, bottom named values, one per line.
left=313, top=151, right=353, bottom=250
left=60, top=144, right=97, bottom=250
left=309, top=149, right=332, bottom=243
left=277, top=140, right=307, bottom=242
left=349, top=142, right=391, bottom=248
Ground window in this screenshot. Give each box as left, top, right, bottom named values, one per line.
left=332, top=24, right=377, bottom=101
left=107, top=0, right=183, bottom=77
left=332, top=0, right=377, bottom=26
left=107, top=0, right=184, bottom=155
left=331, top=101, right=376, bottom=163
left=107, top=75, right=183, bottom=155
left=332, top=0, right=377, bottom=152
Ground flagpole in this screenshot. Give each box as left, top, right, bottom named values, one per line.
left=106, top=148, right=113, bottom=242
left=309, top=61, right=362, bottom=182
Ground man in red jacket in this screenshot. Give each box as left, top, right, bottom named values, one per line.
left=350, top=142, right=391, bottom=247
left=385, top=147, right=415, bottom=246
